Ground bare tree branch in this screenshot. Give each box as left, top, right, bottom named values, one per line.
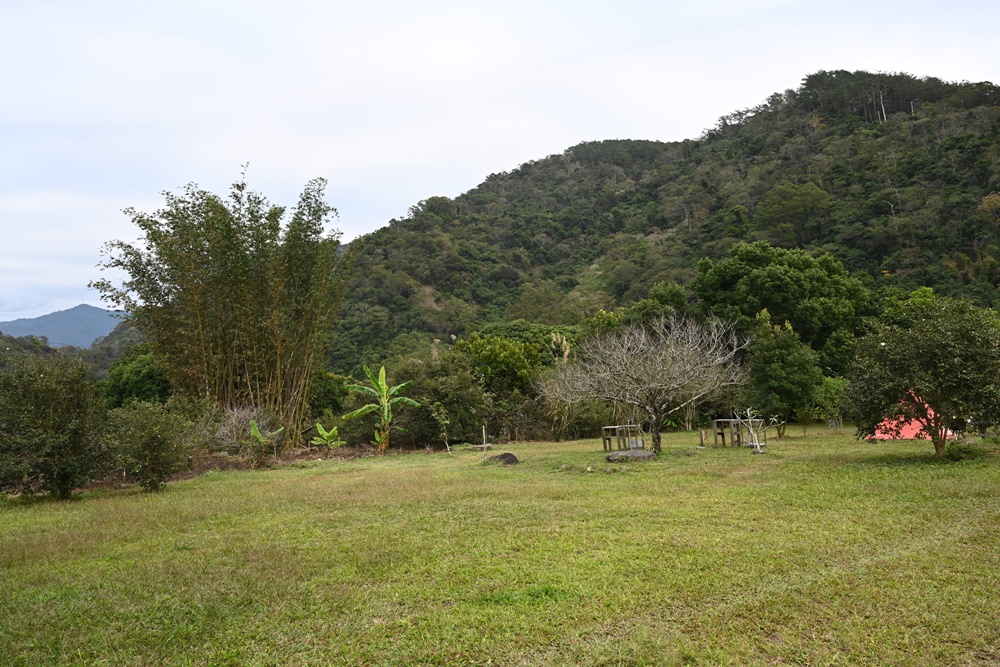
left=539, top=315, right=748, bottom=452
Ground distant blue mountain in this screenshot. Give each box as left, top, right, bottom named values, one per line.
left=0, top=304, right=121, bottom=348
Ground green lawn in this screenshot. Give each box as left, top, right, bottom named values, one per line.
left=2, top=433, right=999, bottom=666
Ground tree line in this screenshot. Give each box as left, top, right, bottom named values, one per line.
left=5, top=69, right=1000, bottom=498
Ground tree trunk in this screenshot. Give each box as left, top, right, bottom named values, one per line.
left=684, top=401, right=696, bottom=432
left=649, top=410, right=664, bottom=453
left=928, top=415, right=948, bottom=457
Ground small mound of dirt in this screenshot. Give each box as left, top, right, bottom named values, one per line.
left=488, top=452, right=520, bottom=465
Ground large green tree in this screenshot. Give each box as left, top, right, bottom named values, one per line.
left=92, top=177, right=349, bottom=445
left=847, top=293, right=1000, bottom=457
left=391, top=350, right=490, bottom=448
left=692, top=241, right=870, bottom=373
left=744, top=314, right=824, bottom=437
left=103, top=343, right=170, bottom=408
left=453, top=332, right=545, bottom=440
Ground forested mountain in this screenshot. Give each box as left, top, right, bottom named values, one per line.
left=0, top=304, right=119, bottom=348
left=327, top=71, right=999, bottom=373
left=0, top=317, right=142, bottom=379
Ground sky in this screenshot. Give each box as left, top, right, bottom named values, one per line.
left=1, top=0, right=997, bottom=321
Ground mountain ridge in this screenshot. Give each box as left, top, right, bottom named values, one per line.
left=0, top=304, right=120, bottom=348
left=328, top=70, right=1000, bottom=374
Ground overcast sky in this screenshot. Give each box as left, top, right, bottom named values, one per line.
left=1, top=0, right=996, bottom=321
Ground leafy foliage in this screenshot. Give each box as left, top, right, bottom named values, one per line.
left=308, top=371, right=350, bottom=418
left=744, top=314, right=824, bottom=437
left=103, top=343, right=170, bottom=408
left=82, top=320, right=146, bottom=379
left=847, top=292, right=1000, bottom=456
left=310, top=423, right=345, bottom=450
left=391, top=351, right=490, bottom=448
left=693, top=241, right=870, bottom=373
left=0, top=330, right=67, bottom=365
left=344, top=366, right=420, bottom=454
left=477, top=320, right=582, bottom=365
left=106, top=401, right=190, bottom=492
left=454, top=333, right=541, bottom=397
left=0, top=355, right=108, bottom=499
left=815, top=376, right=849, bottom=432
left=244, top=420, right=284, bottom=467
left=92, top=177, right=349, bottom=445
left=452, top=333, right=546, bottom=440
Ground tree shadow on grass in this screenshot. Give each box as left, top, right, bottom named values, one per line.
left=845, top=442, right=998, bottom=468
left=0, top=491, right=69, bottom=509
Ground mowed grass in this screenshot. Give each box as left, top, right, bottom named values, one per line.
left=2, top=433, right=999, bottom=666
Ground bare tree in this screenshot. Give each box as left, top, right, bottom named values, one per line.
left=540, top=316, right=749, bottom=452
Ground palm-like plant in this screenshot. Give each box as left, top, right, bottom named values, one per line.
left=343, top=366, right=419, bottom=455
left=311, top=423, right=345, bottom=450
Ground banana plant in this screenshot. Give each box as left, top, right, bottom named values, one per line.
left=311, top=423, right=345, bottom=450
left=247, top=420, right=284, bottom=467
left=343, top=365, right=420, bottom=455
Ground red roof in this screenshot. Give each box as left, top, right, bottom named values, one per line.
left=869, top=395, right=954, bottom=440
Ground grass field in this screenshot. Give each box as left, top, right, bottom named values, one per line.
left=2, top=432, right=999, bottom=666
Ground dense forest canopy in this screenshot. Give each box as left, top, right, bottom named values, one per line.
left=330, top=70, right=1000, bottom=375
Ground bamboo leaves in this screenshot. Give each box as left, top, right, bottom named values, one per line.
left=92, top=177, right=349, bottom=447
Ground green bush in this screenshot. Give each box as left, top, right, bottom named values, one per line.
left=309, top=371, right=350, bottom=418
left=107, top=401, right=191, bottom=492
left=391, top=353, right=490, bottom=448
left=0, top=354, right=109, bottom=499
left=103, top=343, right=170, bottom=408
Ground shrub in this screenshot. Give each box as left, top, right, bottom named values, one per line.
left=392, top=353, right=489, bottom=448
left=209, top=406, right=284, bottom=465
left=0, top=354, right=109, bottom=499
left=107, top=401, right=191, bottom=492
left=103, top=343, right=171, bottom=408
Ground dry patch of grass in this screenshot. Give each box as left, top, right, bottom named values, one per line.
left=2, top=432, right=999, bottom=665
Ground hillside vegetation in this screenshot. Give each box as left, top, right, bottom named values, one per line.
left=332, top=71, right=1000, bottom=373
left=7, top=69, right=1000, bottom=468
